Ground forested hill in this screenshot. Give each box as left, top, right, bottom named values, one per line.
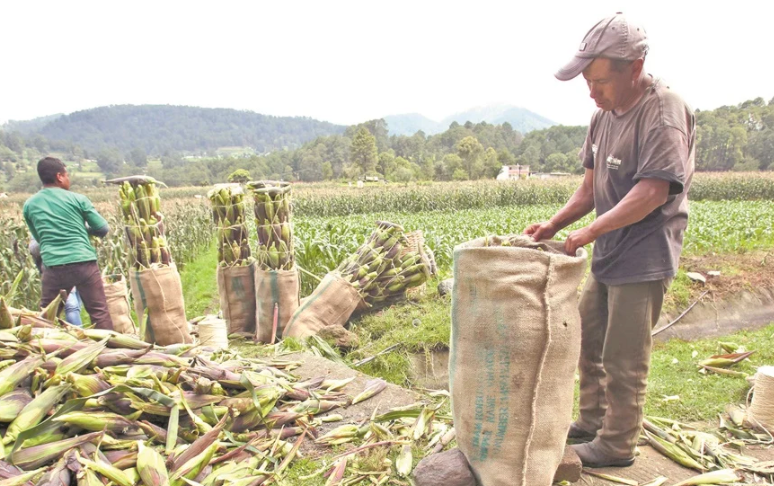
left=31, top=105, right=345, bottom=155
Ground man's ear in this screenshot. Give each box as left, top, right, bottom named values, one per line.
left=631, top=59, right=645, bottom=83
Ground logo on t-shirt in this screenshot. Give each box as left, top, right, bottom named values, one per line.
left=606, top=155, right=622, bottom=170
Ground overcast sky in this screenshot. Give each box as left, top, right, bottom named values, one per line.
left=1, top=1, right=772, bottom=128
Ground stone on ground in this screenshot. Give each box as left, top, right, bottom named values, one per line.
left=414, top=448, right=476, bottom=486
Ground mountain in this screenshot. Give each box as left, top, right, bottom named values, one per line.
left=2, top=114, right=65, bottom=135
left=28, top=105, right=345, bottom=155
left=383, top=113, right=445, bottom=136
left=441, top=105, right=556, bottom=133
left=383, top=104, right=556, bottom=136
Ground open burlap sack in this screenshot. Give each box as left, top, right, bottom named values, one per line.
left=450, top=235, right=587, bottom=486
left=129, top=265, right=192, bottom=345
left=103, top=275, right=136, bottom=334
left=217, top=264, right=257, bottom=334
left=284, top=272, right=362, bottom=340
left=254, top=266, right=300, bottom=343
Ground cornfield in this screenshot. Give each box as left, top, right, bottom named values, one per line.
left=3, top=172, right=774, bottom=304
left=293, top=200, right=774, bottom=284
left=291, top=172, right=774, bottom=217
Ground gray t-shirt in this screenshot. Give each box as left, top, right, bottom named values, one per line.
left=580, top=77, right=695, bottom=285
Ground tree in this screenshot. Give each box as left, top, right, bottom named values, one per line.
left=96, top=148, right=123, bottom=176
left=321, top=161, right=333, bottom=180
left=456, top=136, right=484, bottom=179
left=482, top=147, right=501, bottom=178
left=378, top=152, right=396, bottom=178
left=350, top=127, right=378, bottom=175
left=228, top=169, right=251, bottom=183
left=452, top=168, right=468, bottom=181
left=128, top=147, right=148, bottom=167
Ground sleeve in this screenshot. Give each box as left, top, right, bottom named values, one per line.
left=80, top=196, right=109, bottom=233
left=22, top=203, right=40, bottom=242
left=579, top=116, right=597, bottom=170
left=634, top=126, right=689, bottom=196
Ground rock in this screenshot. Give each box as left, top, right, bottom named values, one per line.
left=554, top=446, right=582, bottom=483
left=318, top=326, right=359, bottom=350
left=686, top=272, right=706, bottom=283
left=414, top=448, right=476, bottom=486
left=437, top=278, right=454, bottom=297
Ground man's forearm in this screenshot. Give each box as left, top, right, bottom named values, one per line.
left=551, top=185, right=595, bottom=230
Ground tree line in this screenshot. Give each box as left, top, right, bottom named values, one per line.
left=1, top=95, right=772, bottom=191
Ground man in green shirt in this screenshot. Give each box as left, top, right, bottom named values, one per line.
left=23, top=157, right=114, bottom=330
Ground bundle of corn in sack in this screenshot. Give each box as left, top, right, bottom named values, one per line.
left=102, top=274, right=136, bottom=334
left=450, top=235, right=587, bottom=486
left=0, top=314, right=445, bottom=485
left=285, top=221, right=430, bottom=343
left=108, top=176, right=191, bottom=345
left=208, top=183, right=256, bottom=335
left=248, top=181, right=300, bottom=343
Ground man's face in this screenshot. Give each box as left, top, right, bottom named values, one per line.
left=581, top=58, right=638, bottom=112
left=57, top=170, right=71, bottom=190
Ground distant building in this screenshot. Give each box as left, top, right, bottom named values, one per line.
left=496, top=165, right=531, bottom=181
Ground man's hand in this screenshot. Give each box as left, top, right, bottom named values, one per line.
left=565, top=225, right=598, bottom=255
left=523, top=221, right=559, bottom=241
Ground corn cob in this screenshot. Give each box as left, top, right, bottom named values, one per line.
left=137, top=441, right=169, bottom=486
left=248, top=181, right=295, bottom=271
left=3, top=384, right=71, bottom=445
left=208, top=184, right=251, bottom=267
left=111, top=176, right=173, bottom=270
left=0, top=389, right=33, bottom=423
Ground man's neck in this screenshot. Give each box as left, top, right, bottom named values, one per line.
left=614, top=74, right=652, bottom=116
left=43, top=184, right=65, bottom=189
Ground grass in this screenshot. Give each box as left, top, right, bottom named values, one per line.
left=179, top=240, right=219, bottom=317
left=645, top=323, right=774, bottom=422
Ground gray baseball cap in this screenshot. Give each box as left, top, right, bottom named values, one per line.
left=555, top=12, right=648, bottom=81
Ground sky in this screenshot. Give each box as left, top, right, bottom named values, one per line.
left=1, top=1, right=772, bottom=128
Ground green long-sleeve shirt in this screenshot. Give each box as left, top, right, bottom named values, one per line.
left=22, top=187, right=108, bottom=267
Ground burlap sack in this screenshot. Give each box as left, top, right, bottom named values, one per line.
left=103, top=276, right=136, bottom=334
left=217, top=264, right=257, bottom=334
left=254, top=266, right=300, bottom=343
left=450, top=235, right=587, bottom=486
left=129, top=265, right=192, bottom=346
left=284, top=273, right=362, bottom=340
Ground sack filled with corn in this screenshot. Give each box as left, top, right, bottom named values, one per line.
left=450, top=234, right=587, bottom=486
left=285, top=221, right=430, bottom=343
left=208, top=183, right=256, bottom=334
left=248, top=181, right=300, bottom=343
left=108, top=176, right=190, bottom=345
left=103, top=274, right=135, bottom=335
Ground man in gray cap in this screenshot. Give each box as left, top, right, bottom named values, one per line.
left=524, top=13, right=695, bottom=467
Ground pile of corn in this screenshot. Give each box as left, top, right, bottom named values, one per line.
left=0, top=306, right=454, bottom=484
left=248, top=181, right=294, bottom=271
left=336, top=221, right=431, bottom=307
left=207, top=185, right=251, bottom=267
left=109, top=176, right=172, bottom=270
